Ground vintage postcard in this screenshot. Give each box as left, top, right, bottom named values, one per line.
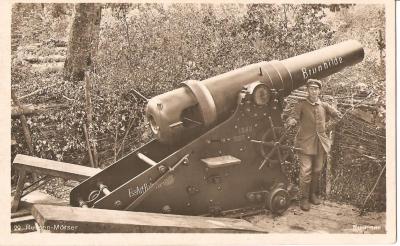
left=0, top=0, right=396, bottom=245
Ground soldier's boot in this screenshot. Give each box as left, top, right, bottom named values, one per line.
left=310, top=173, right=321, bottom=205
left=300, top=182, right=311, bottom=211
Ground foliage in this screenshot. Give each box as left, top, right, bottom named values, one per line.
left=12, top=3, right=72, bottom=47
left=241, top=4, right=334, bottom=59
left=323, top=5, right=386, bottom=112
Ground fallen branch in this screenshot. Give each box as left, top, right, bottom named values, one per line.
left=11, top=103, right=67, bottom=118
left=359, top=165, right=386, bottom=215
left=31, top=62, right=64, bottom=74
left=62, top=95, right=75, bottom=101
left=18, top=81, right=64, bottom=100
left=23, top=55, right=65, bottom=64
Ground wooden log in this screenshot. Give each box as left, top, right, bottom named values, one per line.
left=44, top=38, right=68, bottom=47
left=31, top=204, right=267, bottom=233
left=11, top=169, right=26, bottom=213
left=23, top=55, right=66, bottom=64
left=11, top=103, right=67, bottom=118
left=11, top=154, right=100, bottom=212
left=11, top=208, right=31, bottom=219
left=31, top=62, right=64, bottom=74
left=12, top=154, right=101, bottom=181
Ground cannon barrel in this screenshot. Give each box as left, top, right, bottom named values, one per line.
left=146, top=40, right=364, bottom=144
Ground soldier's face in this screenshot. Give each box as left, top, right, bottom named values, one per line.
left=307, top=86, right=320, bottom=98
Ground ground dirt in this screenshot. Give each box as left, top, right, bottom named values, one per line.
left=247, top=200, right=386, bottom=234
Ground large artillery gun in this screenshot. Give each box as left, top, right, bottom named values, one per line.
left=69, top=40, right=364, bottom=217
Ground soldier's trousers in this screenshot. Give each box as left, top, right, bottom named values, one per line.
left=298, top=142, right=325, bottom=184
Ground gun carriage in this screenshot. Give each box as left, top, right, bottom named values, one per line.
left=67, top=40, right=364, bottom=217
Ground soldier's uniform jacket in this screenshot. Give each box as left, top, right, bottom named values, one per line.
left=293, top=98, right=340, bottom=155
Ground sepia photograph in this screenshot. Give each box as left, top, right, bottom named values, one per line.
left=2, top=0, right=396, bottom=245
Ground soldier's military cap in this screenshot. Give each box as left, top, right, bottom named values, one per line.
left=306, top=79, right=322, bottom=89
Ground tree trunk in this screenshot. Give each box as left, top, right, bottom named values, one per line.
left=63, top=3, right=102, bottom=82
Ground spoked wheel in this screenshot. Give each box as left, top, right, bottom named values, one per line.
left=254, top=117, right=293, bottom=170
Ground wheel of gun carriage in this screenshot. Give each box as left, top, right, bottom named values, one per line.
left=259, top=127, right=291, bottom=166
left=266, top=185, right=290, bottom=215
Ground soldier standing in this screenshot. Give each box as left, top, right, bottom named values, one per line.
left=288, top=79, right=341, bottom=211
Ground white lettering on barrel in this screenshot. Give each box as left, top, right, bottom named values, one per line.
left=301, top=56, right=343, bottom=80
left=302, top=67, right=309, bottom=79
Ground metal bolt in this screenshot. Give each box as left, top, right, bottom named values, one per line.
left=217, top=186, right=222, bottom=191
left=158, top=165, right=167, bottom=174
left=247, top=193, right=256, bottom=202
left=206, top=140, right=211, bottom=144
left=186, top=202, right=191, bottom=207
left=254, top=123, right=258, bottom=127
left=279, top=197, right=286, bottom=206
left=114, top=200, right=122, bottom=208
left=79, top=200, right=88, bottom=208
left=240, top=148, right=244, bottom=152
left=162, top=205, right=172, bottom=213
left=187, top=186, right=198, bottom=194
left=183, top=158, right=189, bottom=164
left=234, top=125, right=238, bottom=129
